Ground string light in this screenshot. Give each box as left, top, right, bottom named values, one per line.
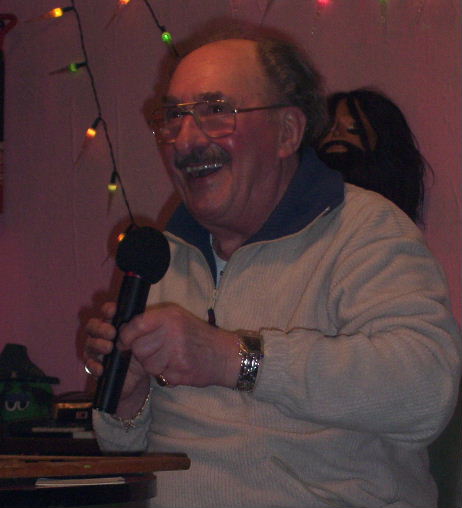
left=26, top=6, right=74, bottom=22
left=141, top=0, right=179, bottom=57
left=74, top=117, right=101, bottom=166
left=46, top=7, right=73, bottom=18
left=68, top=61, right=87, bottom=73
left=49, top=61, right=87, bottom=76
left=62, top=0, right=136, bottom=227
left=108, top=171, right=118, bottom=193
left=41, top=2, right=177, bottom=236
left=35, top=0, right=432, bottom=250
left=85, top=117, right=101, bottom=139
left=161, top=31, right=173, bottom=45
left=312, top=0, right=328, bottom=36
left=117, top=223, right=137, bottom=244
left=105, top=0, right=133, bottom=29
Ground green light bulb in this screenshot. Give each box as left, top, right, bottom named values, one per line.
left=68, top=62, right=86, bottom=73
left=161, top=32, right=173, bottom=44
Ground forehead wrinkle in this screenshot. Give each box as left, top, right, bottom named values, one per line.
left=163, top=91, right=234, bottom=106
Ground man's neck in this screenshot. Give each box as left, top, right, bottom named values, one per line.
left=210, top=232, right=248, bottom=261
left=207, top=155, right=299, bottom=260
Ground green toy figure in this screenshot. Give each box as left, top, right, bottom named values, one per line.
left=0, top=343, right=59, bottom=425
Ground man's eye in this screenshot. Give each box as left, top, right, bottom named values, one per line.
left=347, top=127, right=361, bottom=135
left=166, top=108, right=184, bottom=121
left=206, top=103, right=230, bottom=115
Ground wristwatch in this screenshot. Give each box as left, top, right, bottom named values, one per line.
left=235, top=331, right=264, bottom=392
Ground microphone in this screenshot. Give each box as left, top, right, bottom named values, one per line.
left=93, top=226, right=170, bottom=414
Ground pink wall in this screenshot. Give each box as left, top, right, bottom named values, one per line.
left=0, top=0, right=460, bottom=395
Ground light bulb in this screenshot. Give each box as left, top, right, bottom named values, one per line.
left=68, top=61, right=87, bottom=73
left=108, top=172, right=118, bottom=193
left=85, top=118, right=101, bottom=139
left=161, top=32, right=173, bottom=44
left=43, top=6, right=74, bottom=19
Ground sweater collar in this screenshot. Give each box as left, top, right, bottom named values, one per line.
left=165, top=147, right=344, bottom=272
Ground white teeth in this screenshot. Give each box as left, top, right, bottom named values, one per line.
left=185, top=162, right=222, bottom=175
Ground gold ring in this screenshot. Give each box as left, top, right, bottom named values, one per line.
left=156, top=374, right=169, bottom=387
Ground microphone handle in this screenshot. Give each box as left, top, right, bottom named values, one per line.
left=93, top=274, right=151, bottom=414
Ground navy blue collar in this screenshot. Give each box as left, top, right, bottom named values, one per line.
left=166, top=147, right=344, bottom=279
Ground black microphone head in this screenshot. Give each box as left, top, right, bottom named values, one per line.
left=116, top=226, right=170, bottom=284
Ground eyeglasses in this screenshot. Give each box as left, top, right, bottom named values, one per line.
left=149, top=99, right=290, bottom=144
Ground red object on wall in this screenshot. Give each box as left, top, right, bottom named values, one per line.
left=0, top=13, right=17, bottom=213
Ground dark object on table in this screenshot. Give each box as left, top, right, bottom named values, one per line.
left=53, top=391, right=93, bottom=429
left=0, top=344, right=59, bottom=428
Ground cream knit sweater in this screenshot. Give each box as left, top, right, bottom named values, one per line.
left=94, top=177, right=461, bottom=508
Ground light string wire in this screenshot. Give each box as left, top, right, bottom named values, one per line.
left=69, top=0, right=136, bottom=225
left=66, top=0, right=178, bottom=227
left=56, top=0, right=391, bottom=226
left=140, top=0, right=179, bottom=57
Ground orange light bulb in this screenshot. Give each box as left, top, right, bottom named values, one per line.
left=49, top=8, right=64, bottom=18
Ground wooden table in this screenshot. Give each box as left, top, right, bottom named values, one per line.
left=0, top=453, right=191, bottom=507
left=0, top=473, right=155, bottom=507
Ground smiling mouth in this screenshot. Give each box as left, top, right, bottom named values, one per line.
left=183, top=162, right=224, bottom=178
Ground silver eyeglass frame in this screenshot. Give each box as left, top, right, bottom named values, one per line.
left=150, top=99, right=291, bottom=144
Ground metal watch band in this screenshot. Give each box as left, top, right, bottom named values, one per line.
left=235, top=332, right=264, bottom=392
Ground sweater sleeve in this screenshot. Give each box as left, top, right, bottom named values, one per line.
left=255, top=201, right=461, bottom=445
left=92, top=397, right=152, bottom=453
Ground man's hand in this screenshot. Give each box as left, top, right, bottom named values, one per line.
left=84, top=302, right=241, bottom=417
left=84, top=302, right=151, bottom=418
left=117, top=302, right=241, bottom=389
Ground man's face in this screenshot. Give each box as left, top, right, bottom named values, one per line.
left=158, top=39, right=292, bottom=234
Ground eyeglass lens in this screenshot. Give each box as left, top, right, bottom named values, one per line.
left=152, top=102, right=237, bottom=142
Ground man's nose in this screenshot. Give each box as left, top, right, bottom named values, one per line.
left=174, top=112, right=209, bottom=153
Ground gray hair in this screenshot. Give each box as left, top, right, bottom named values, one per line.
left=255, top=37, right=327, bottom=147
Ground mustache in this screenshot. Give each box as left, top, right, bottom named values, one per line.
left=318, top=140, right=364, bottom=153
left=174, top=145, right=232, bottom=170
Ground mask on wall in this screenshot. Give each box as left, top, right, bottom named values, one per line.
left=317, top=140, right=383, bottom=193
left=317, top=140, right=368, bottom=177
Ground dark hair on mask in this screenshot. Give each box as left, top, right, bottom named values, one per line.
left=170, top=19, right=327, bottom=148
left=326, top=88, right=432, bottom=223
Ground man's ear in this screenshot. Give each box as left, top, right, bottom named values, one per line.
left=277, top=107, right=307, bottom=158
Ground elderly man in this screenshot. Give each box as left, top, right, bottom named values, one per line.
left=84, top=31, right=461, bottom=508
